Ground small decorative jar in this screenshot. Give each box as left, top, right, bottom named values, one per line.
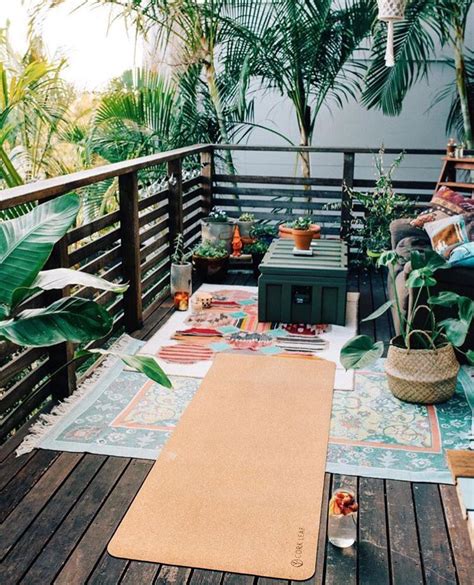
left=328, top=489, right=358, bottom=548
left=447, top=138, right=456, bottom=157
left=196, top=292, right=213, bottom=309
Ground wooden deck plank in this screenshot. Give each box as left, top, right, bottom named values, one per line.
left=0, top=452, right=83, bottom=561
left=87, top=550, right=130, bottom=584
left=54, top=459, right=152, bottom=585
left=0, top=449, right=35, bottom=491
left=357, top=270, right=375, bottom=339
left=0, top=454, right=105, bottom=584
left=22, top=456, right=129, bottom=584
left=189, top=568, right=225, bottom=584
left=120, top=561, right=161, bottom=584
left=0, top=448, right=59, bottom=522
left=0, top=268, right=472, bottom=585
left=324, top=475, right=357, bottom=585
left=357, top=477, right=390, bottom=585
left=155, top=565, right=192, bottom=584
left=222, top=574, right=255, bottom=585
left=439, top=484, right=474, bottom=585
left=386, top=480, right=423, bottom=585
left=413, top=483, right=457, bottom=585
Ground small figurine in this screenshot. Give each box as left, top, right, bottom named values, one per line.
left=232, top=224, right=243, bottom=257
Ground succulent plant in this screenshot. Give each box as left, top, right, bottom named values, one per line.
left=291, top=216, right=312, bottom=230
left=206, top=207, right=228, bottom=223
left=193, top=241, right=229, bottom=259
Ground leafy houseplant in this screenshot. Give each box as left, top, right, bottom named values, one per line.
left=0, top=194, right=172, bottom=389
left=341, top=250, right=474, bottom=404
left=201, top=207, right=233, bottom=252
left=192, top=241, right=230, bottom=283
left=171, top=233, right=192, bottom=296
left=342, top=150, right=413, bottom=262
left=291, top=216, right=314, bottom=251
left=249, top=224, right=278, bottom=246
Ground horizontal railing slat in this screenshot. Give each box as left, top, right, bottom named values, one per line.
left=0, top=144, right=212, bottom=208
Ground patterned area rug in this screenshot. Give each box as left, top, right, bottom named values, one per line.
left=18, top=339, right=473, bottom=484
left=139, top=284, right=359, bottom=391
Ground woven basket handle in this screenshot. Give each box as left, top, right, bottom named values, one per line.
left=406, top=329, right=437, bottom=352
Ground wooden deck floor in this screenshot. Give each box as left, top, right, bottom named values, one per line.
left=0, top=270, right=472, bottom=585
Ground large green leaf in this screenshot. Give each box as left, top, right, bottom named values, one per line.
left=361, top=299, right=395, bottom=322
left=439, top=318, right=469, bottom=347
left=340, top=335, right=384, bottom=370
left=0, top=194, right=80, bottom=317
left=466, top=350, right=474, bottom=366
left=0, top=297, right=112, bottom=346
left=78, top=348, right=173, bottom=389
left=12, top=268, right=128, bottom=307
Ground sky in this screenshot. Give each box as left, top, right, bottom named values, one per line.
left=0, top=0, right=142, bottom=90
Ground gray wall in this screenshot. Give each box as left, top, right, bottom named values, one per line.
left=228, top=14, right=474, bottom=185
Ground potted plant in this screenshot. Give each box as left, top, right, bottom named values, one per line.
left=249, top=224, right=278, bottom=246
left=192, top=241, right=230, bottom=282
left=171, top=233, right=192, bottom=295
left=201, top=207, right=233, bottom=252
left=244, top=240, right=270, bottom=278
left=340, top=149, right=413, bottom=263
left=237, top=212, right=256, bottom=241
left=340, top=250, right=474, bottom=404
left=279, top=221, right=321, bottom=240
left=291, top=216, right=314, bottom=250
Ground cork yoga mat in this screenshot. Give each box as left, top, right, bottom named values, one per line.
left=108, top=353, right=335, bottom=581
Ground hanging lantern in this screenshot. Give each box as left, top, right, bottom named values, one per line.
left=377, top=0, right=406, bottom=67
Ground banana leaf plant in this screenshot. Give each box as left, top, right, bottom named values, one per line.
left=340, top=249, right=474, bottom=370
left=0, top=193, right=172, bottom=388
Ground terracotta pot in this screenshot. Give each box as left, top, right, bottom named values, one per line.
left=292, top=229, right=314, bottom=250
left=279, top=223, right=321, bottom=239
left=192, top=254, right=229, bottom=283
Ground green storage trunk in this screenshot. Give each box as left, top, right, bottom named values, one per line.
left=258, top=239, right=348, bottom=325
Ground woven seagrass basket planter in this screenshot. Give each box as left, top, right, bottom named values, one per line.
left=385, top=337, right=459, bottom=404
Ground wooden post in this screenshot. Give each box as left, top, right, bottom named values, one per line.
left=119, top=171, right=143, bottom=332
left=200, top=148, right=214, bottom=215
left=46, top=238, right=76, bottom=400
left=340, top=152, right=355, bottom=241
left=167, top=157, right=184, bottom=246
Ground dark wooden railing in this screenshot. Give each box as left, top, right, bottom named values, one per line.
left=0, top=143, right=463, bottom=440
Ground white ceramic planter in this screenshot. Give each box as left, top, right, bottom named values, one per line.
left=201, top=220, right=233, bottom=252
left=170, top=262, right=192, bottom=296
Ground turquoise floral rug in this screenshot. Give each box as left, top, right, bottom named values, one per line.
left=18, top=337, right=473, bottom=484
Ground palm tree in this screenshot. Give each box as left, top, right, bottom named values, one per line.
left=36, top=0, right=255, bottom=173
left=0, top=28, right=71, bottom=218
left=363, top=0, right=473, bottom=148
left=224, top=0, right=376, bottom=180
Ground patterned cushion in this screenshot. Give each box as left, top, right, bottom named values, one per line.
left=424, top=215, right=470, bottom=258
left=411, top=187, right=474, bottom=235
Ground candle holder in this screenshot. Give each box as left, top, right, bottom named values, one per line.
left=174, top=291, right=190, bottom=311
